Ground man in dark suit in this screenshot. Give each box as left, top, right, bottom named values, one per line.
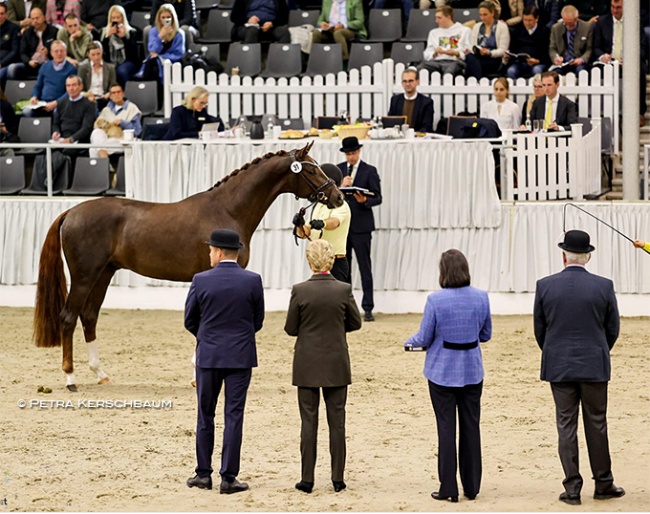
left=593, top=0, right=647, bottom=127
left=549, top=5, right=593, bottom=75
left=533, top=229, right=624, bottom=507
left=338, top=136, right=382, bottom=322
left=387, top=68, right=434, bottom=133
left=185, top=229, right=265, bottom=494
left=284, top=239, right=362, bottom=494
left=529, top=70, right=578, bottom=131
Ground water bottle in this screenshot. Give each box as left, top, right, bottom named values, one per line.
left=238, top=115, right=247, bottom=136
left=267, top=121, right=274, bottom=139
left=525, top=118, right=531, bottom=132
left=223, top=120, right=231, bottom=137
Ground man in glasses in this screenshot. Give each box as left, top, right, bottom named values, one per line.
left=387, top=67, right=434, bottom=133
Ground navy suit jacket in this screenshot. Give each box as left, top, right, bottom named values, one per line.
left=185, top=261, right=264, bottom=369
left=388, top=93, right=434, bottom=133
left=533, top=266, right=619, bottom=383
left=529, top=94, right=578, bottom=131
left=338, top=160, right=382, bottom=233
left=593, top=13, right=646, bottom=63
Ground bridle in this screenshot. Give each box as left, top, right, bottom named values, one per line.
left=290, top=150, right=335, bottom=204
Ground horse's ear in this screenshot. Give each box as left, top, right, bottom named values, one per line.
left=297, top=141, right=314, bottom=160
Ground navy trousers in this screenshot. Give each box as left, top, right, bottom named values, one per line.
left=346, top=232, right=374, bottom=312
left=195, top=367, right=252, bottom=481
left=428, top=380, right=483, bottom=499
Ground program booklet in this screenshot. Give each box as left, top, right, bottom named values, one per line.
left=506, top=50, right=532, bottom=62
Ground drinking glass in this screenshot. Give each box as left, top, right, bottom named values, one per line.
left=533, top=120, right=541, bottom=133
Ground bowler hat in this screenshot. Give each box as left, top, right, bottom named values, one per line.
left=205, top=228, right=244, bottom=249
left=558, top=229, right=595, bottom=253
left=340, top=136, right=363, bottom=153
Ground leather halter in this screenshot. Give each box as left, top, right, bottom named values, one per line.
left=290, top=150, right=335, bottom=204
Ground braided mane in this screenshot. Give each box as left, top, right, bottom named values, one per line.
left=208, top=149, right=291, bottom=190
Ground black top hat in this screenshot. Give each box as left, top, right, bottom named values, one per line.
left=320, top=163, right=342, bottom=186
left=558, top=229, right=595, bottom=253
left=205, top=229, right=244, bottom=249
left=340, top=136, right=363, bottom=153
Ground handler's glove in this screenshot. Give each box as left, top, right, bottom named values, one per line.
left=292, top=211, right=306, bottom=227
left=310, top=219, right=325, bottom=230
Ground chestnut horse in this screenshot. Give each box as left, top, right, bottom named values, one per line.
left=33, top=142, right=343, bottom=391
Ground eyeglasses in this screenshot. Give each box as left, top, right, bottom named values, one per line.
left=402, top=79, right=416, bottom=83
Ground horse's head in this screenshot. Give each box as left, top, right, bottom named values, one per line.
left=290, top=142, right=344, bottom=208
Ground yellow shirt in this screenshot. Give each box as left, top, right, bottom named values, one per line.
left=308, top=201, right=351, bottom=255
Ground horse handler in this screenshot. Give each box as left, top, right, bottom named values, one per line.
left=184, top=228, right=265, bottom=493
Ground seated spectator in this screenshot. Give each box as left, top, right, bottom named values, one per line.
left=0, top=87, right=20, bottom=155
left=593, top=0, right=647, bottom=127
left=7, top=0, right=46, bottom=33
left=528, top=69, right=578, bottom=131
left=312, top=0, right=367, bottom=62
left=90, top=82, right=142, bottom=158
left=135, top=3, right=185, bottom=82
left=57, top=13, right=91, bottom=66
left=500, top=0, right=525, bottom=27
left=479, top=76, right=521, bottom=131
left=100, top=5, right=140, bottom=87
left=465, top=1, right=510, bottom=79
left=230, top=0, right=291, bottom=44
left=373, top=0, right=413, bottom=29
left=419, top=6, right=471, bottom=77
left=163, top=86, right=224, bottom=140
left=0, top=3, right=21, bottom=87
left=80, top=0, right=119, bottom=36
left=6, top=7, right=58, bottom=80
left=78, top=41, right=117, bottom=109
left=149, top=0, right=199, bottom=44
left=533, top=0, right=563, bottom=31
left=388, top=68, right=434, bottom=133
left=45, top=0, right=80, bottom=27
left=29, top=39, right=76, bottom=114
left=571, top=0, right=608, bottom=24
left=51, top=74, right=97, bottom=163
left=520, top=73, right=545, bottom=126
left=549, top=5, right=593, bottom=75
left=504, top=6, right=550, bottom=79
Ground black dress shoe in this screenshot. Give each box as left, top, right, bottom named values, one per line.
left=364, top=311, right=375, bottom=322
left=220, top=478, right=249, bottom=494
left=464, top=493, right=477, bottom=500
left=431, top=491, right=458, bottom=502
left=333, top=481, right=346, bottom=492
left=594, top=485, right=625, bottom=500
left=295, top=481, right=313, bottom=493
left=559, top=492, right=581, bottom=505
left=186, top=474, right=212, bottom=490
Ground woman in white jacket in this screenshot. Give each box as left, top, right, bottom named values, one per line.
left=465, top=1, right=510, bottom=79
left=480, top=77, right=521, bottom=131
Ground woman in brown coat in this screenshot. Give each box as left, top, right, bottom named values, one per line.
left=284, top=239, right=362, bottom=494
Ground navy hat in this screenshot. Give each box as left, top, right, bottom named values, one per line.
left=205, top=229, right=244, bottom=249
left=340, top=136, right=363, bottom=153
left=320, top=163, right=342, bottom=186
left=558, top=230, right=595, bottom=253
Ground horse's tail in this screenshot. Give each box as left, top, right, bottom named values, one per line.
left=33, top=211, right=69, bottom=348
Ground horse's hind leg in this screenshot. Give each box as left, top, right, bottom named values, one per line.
left=80, top=267, right=116, bottom=385
left=60, top=283, right=94, bottom=391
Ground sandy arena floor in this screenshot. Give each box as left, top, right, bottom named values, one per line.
left=0, top=307, right=648, bottom=512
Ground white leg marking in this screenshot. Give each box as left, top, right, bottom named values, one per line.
left=87, top=341, right=110, bottom=383
left=66, top=373, right=76, bottom=387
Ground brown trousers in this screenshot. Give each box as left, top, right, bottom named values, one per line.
left=311, top=28, right=356, bottom=60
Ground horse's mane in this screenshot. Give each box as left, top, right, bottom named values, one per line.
left=207, top=149, right=292, bottom=191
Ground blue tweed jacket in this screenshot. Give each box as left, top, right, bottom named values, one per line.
left=405, top=286, right=491, bottom=387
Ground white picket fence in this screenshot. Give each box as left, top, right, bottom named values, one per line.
left=501, top=120, right=602, bottom=201
left=163, top=59, right=620, bottom=151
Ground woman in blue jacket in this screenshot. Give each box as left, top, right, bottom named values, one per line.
left=136, top=3, right=184, bottom=81
left=163, top=85, right=223, bottom=140
left=405, top=249, right=492, bottom=503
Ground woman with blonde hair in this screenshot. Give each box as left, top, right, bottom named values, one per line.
left=163, top=86, right=224, bottom=140
left=100, top=5, right=140, bottom=86
left=479, top=76, right=521, bottom=131
left=521, top=73, right=545, bottom=127
left=135, top=3, right=185, bottom=82
left=284, top=239, right=362, bottom=494
left=465, top=0, right=510, bottom=79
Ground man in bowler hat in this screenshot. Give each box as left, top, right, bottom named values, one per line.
left=185, top=228, right=265, bottom=493
left=338, top=136, right=382, bottom=321
left=533, top=229, right=624, bottom=506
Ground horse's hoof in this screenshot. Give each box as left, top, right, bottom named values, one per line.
left=67, top=384, right=78, bottom=392
left=97, top=376, right=111, bottom=385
